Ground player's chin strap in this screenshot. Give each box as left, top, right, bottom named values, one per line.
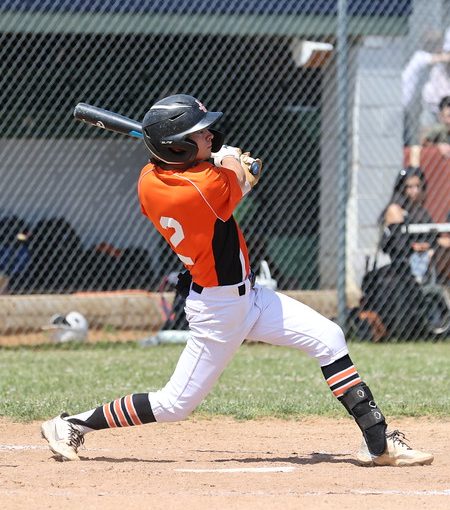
left=341, top=382, right=387, bottom=456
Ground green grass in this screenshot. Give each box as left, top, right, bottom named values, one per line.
left=0, top=341, right=448, bottom=421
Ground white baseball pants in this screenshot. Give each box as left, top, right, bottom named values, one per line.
left=148, top=278, right=348, bottom=422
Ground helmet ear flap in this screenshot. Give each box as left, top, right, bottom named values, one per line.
left=210, top=129, right=225, bottom=152
left=143, top=136, right=198, bottom=166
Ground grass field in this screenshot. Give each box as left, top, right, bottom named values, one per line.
left=0, top=341, right=448, bottom=421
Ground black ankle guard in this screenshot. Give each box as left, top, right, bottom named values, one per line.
left=341, top=382, right=387, bottom=456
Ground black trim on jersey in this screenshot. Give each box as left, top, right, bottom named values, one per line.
left=212, top=216, right=243, bottom=285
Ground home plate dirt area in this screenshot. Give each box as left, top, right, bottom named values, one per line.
left=0, top=416, right=448, bottom=510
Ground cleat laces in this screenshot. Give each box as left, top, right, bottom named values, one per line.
left=68, top=424, right=85, bottom=451
left=61, top=413, right=85, bottom=452
left=386, top=429, right=412, bottom=450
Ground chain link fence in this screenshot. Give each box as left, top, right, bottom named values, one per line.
left=0, top=0, right=449, bottom=343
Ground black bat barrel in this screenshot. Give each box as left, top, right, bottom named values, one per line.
left=73, top=103, right=143, bottom=138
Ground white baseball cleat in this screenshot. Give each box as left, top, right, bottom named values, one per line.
left=41, top=413, right=85, bottom=461
left=356, top=429, right=434, bottom=466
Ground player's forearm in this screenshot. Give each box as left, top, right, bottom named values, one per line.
left=221, top=155, right=247, bottom=189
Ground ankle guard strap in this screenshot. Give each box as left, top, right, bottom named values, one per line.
left=342, top=382, right=385, bottom=428
left=341, top=382, right=387, bottom=456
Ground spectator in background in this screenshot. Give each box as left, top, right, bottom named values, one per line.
left=0, top=216, right=31, bottom=293
left=380, top=167, right=436, bottom=279
left=421, top=64, right=450, bottom=137
left=422, top=95, right=450, bottom=157
left=420, top=28, right=450, bottom=140
left=402, top=30, right=450, bottom=146
left=357, top=167, right=438, bottom=341
left=380, top=166, right=449, bottom=298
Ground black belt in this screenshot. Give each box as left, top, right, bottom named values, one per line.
left=192, top=271, right=255, bottom=296
left=191, top=281, right=246, bottom=296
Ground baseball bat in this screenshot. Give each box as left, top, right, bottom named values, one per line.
left=73, top=102, right=261, bottom=175
left=73, top=103, right=144, bottom=139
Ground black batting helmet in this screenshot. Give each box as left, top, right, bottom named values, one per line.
left=142, top=94, right=225, bottom=167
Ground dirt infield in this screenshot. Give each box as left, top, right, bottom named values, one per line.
left=0, top=417, right=448, bottom=510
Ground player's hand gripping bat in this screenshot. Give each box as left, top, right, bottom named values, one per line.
left=73, top=103, right=261, bottom=175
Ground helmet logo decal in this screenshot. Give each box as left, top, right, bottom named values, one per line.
left=195, top=99, right=208, bottom=112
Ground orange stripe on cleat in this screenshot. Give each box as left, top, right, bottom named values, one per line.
left=103, top=403, right=116, bottom=428
left=332, top=378, right=362, bottom=398
left=327, top=366, right=357, bottom=387
left=124, top=394, right=143, bottom=426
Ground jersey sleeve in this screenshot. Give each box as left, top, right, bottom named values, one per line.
left=182, top=163, right=244, bottom=222
left=204, top=165, right=245, bottom=221
left=137, top=164, right=153, bottom=217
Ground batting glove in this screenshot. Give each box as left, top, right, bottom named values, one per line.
left=240, top=152, right=262, bottom=188
left=212, top=145, right=242, bottom=167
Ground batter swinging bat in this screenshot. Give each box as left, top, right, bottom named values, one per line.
left=73, top=103, right=261, bottom=175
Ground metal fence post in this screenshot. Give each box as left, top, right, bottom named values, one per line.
left=336, top=0, right=349, bottom=330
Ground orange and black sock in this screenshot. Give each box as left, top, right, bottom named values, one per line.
left=321, top=354, right=362, bottom=399
left=68, top=393, right=156, bottom=432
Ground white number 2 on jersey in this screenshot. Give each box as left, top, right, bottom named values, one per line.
left=160, top=216, right=194, bottom=266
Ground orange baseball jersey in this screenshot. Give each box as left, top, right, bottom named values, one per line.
left=138, top=161, right=250, bottom=287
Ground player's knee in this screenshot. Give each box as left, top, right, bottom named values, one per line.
left=314, top=319, right=348, bottom=365
left=150, top=388, right=200, bottom=422
left=158, top=401, right=195, bottom=422
left=325, top=319, right=347, bottom=352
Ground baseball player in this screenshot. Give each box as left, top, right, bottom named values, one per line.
left=41, top=94, right=433, bottom=466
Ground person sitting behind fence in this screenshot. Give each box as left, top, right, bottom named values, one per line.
left=0, top=216, right=31, bottom=293
left=356, top=167, right=438, bottom=341
left=422, top=95, right=450, bottom=158
left=380, top=166, right=438, bottom=281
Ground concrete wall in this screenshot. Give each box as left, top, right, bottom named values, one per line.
left=348, top=40, right=404, bottom=290
left=319, top=40, right=403, bottom=291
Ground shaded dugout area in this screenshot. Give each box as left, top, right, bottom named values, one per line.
left=0, top=31, right=322, bottom=290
